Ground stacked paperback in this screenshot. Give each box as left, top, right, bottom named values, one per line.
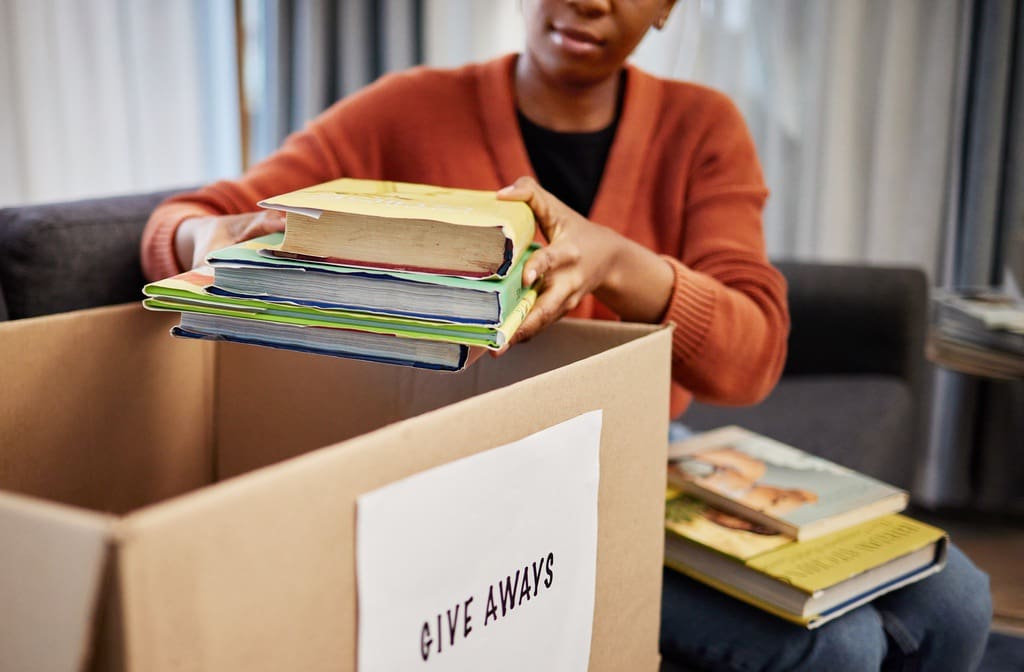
left=665, top=427, right=948, bottom=628
left=929, top=288, right=1024, bottom=378
left=143, top=179, right=538, bottom=371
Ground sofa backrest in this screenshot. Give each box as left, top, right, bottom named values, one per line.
left=0, top=188, right=190, bottom=321
left=775, top=260, right=928, bottom=386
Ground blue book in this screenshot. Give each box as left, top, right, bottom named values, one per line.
left=206, top=234, right=536, bottom=326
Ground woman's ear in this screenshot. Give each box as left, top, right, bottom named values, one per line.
left=654, top=0, right=678, bottom=31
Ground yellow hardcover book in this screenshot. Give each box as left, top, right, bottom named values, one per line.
left=664, top=490, right=948, bottom=628
left=748, top=516, right=947, bottom=594
left=259, top=178, right=537, bottom=279
left=663, top=559, right=822, bottom=627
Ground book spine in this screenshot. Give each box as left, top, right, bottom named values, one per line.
left=495, top=237, right=514, bottom=277
left=494, top=289, right=538, bottom=349
left=496, top=277, right=528, bottom=324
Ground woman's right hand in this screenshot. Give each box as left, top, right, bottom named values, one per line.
left=174, top=210, right=287, bottom=271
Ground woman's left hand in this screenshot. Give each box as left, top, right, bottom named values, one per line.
left=496, top=176, right=626, bottom=348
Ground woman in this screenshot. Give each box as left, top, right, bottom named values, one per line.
left=141, top=1, right=991, bottom=669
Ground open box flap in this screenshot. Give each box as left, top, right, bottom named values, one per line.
left=0, top=491, right=115, bottom=672
left=116, top=321, right=671, bottom=671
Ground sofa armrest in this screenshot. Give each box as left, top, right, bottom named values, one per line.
left=774, top=261, right=928, bottom=387
left=0, top=272, right=7, bottom=321
left=683, top=262, right=930, bottom=488
left=0, top=187, right=192, bottom=320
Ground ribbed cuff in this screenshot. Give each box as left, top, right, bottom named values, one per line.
left=141, top=203, right=214, bottom=281
left=660, top=256, right=717, bottom=363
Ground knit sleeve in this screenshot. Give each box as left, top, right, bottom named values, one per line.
left=660, top=95, right=789, bottom=406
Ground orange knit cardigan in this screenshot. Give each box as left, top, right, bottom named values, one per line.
left=142, top=54, right=789, bottom=417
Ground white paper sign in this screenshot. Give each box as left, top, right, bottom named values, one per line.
left=356, top=410, right=602, bottom=672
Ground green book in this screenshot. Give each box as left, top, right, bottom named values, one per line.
left=143, top=268, right=535, bottom=351
left=206, top=234, right=536, bottom=327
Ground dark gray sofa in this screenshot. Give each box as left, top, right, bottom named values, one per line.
left=0, top=190, right=928, bottom=490
left=0, top=188, right=188, bottom=321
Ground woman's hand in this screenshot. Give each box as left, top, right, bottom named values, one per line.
left=174, top=210, right=286, bottom=271
left=496, top=176, right=675, bottom=350
left=497, top=177, right=622, bottom=346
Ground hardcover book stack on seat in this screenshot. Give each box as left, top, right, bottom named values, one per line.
left=143, top=179, right=538, bottom=371
left=664, top=426, right=948, bottom=628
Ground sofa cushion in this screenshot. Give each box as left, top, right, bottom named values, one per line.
left=0, top=188, right=189, bottom=320
left=682, top=375, right=915, bottom=489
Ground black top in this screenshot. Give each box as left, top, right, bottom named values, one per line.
left=516, top=98, right=622, bottom=218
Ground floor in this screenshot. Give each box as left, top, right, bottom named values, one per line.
left=912, top=507, right=1024, bottom=636
left=915, top=508, right=1024, bottom=672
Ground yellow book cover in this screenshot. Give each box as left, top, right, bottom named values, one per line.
left=664, top=490, right=948, bottom=628
left=749, top=515, right=946, bottom=594
left=259, top=178, right=537, bottom=279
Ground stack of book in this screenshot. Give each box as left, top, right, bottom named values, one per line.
left=928, top=289, right=1024, bottom=379
left=665, top=426, right=948, bottom=629
left=143, top=179, right=538, bottom=372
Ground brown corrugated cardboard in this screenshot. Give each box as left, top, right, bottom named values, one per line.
left=0, top=304, right=671, bottom=672
left=0, top=493, right=111, bottom=672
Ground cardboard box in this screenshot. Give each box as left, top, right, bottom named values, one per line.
left=0, top=304, right=672, bottom=672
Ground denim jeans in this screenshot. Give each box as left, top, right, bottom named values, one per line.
left=662, top=421, right=992, bottom=671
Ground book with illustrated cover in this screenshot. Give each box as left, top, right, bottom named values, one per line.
left=667, top=426, right=909, bottom=540
left=206, top=234, right=536, bottom=326
left=143, top=268, right=535, bottom=368
left=663, top=490, right=947, bottom=629
left=259, top=178, right=536, bottom=279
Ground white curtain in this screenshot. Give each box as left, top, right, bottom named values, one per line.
left=424, top=0, right=523, bottom=67
left=245, top=0, right=421, bottom=164
left=423, top=0, right=963, bottom=277
left=0, top=0, right=241, bottom=207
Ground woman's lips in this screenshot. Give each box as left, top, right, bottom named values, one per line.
left=549, top=25, right=605, bottom=56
